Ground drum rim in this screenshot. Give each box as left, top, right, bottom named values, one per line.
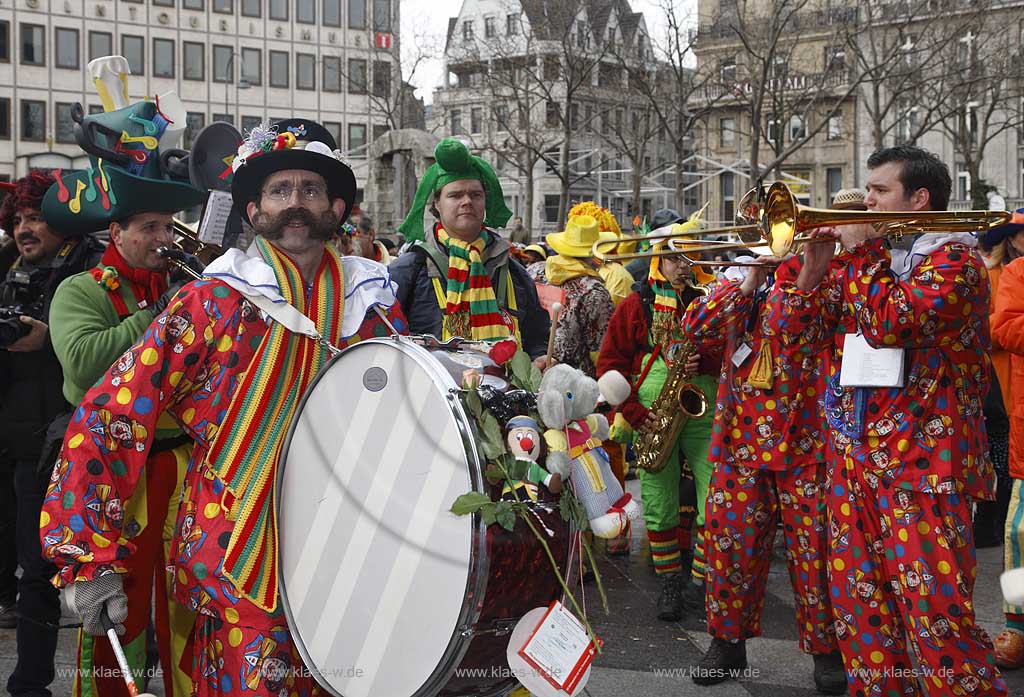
left=276, top=336, right=490, bottom=697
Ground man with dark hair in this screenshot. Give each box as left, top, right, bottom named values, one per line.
left=40, top=117, right=407, bottom=693
left=776, top=145, right=1007, bottom=695
left=393, top=138, right=549, bottom=363
left=0, top=170, right=102, bottom=697
left=352, top=214, right=390, bottom=263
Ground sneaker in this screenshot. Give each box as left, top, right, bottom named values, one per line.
left=0, top=602, right=17, bottom=629
left=656, top=573, right=684, bottom=621
left=995, top=628, right=1024, bottom=670
left=812, top=651, right=847, bottom=694
left=692, top=637, right=747, bottom=685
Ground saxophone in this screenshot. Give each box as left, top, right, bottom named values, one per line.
left=635, top=288, right=710, bottom=474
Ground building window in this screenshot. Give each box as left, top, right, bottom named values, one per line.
left=153, top=0, right=174, bottom=7
left=183, top=42, right=204, bottom=81
left=484, top=16, right=496, bottom=38
left=450, top=109, right=462, bottom=135
left=55, top=102, right=76, bottom=143
left=323, top=56, right=341, bottom=92
left=956, top=163, right=970, bottom=202
left=721, top=58, right=736, bottom=84
left=896, top=100, right=918, bottom=143
left=21, top=99, right=45, bottom=141
left=349, top=0, right=366, bottom=29
left=270, top=0, right=288, bottom=20
left=373, top=0, right=390, bottom=32
left=88, top=104, right=104, bottom=114
left=720, top=117, right=735, bottom=147
left=347, top=58, right=367, bottom=93
left=721, top=172, right=735, bottom=222
left=545, top=101, right=560, bottom=128
left=323, top=121, right=341, bottom=148
left=507, top=13, right=519, bottom=35
left=788, top=115, right=806, bottom=142
left=242, top=115, right=262, bottom=133
left=826, top=167, right=842, bottom=204
left=348, top=122, right=366, bottom=155
left=213, top=45, right=233, bottom=83
left=0, top=21, right=8, bottom=63
left=494, top=104, right=508, bottom=130
left=269, top=50, right=288, bottom=87
left=1020, top=160, right=1024, bottom=203
left=242, top=0, right=260, bottom=17
left=372, top=60, right=390, bottom=97
left=88, top=31, right=112, bottom=62
left=544, top=194, right=560, bottom=223
left=214, top=0, right=233, bottom=13
left=471, top=106, right=482, bottom=134
left=296, top=53, right=315, bottom=90
left=212, top=112, right=233, bottom=125
left=323, top=0, right=341, bottom=26
left=241, top=47, right=261, bottom=85
left=827, top=113, right=842, bottom=140
left=463, top=21, right=473, bottom=41
left=184, top=112, right=205, bottom=149
left=21, top=24, right=45, bottom=66
left=0, top=98, right=9, bottom=138
left=55, top=28, right=79, bottom=69
left=297, top=0, right=315, bottom=23
left=183, top=0, right=203, bottom=10
left=766, top=119, right=781, bottom=144
left=153, top=38, right=174, bottom=78
left=122, top=35, right=144, bottom=75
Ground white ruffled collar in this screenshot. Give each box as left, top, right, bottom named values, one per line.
left=202, top=244, right=397, bottom=339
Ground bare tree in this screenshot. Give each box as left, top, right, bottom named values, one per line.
left=926, top=6, right=1024, bottom=205
left=700, top=0, right=871, bottom=185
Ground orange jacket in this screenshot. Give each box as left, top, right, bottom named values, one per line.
left=988, top=263, right=1013, bottom=417
left=991, top=258, right=1024, bottom=479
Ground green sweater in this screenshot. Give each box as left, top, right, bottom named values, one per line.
left=50, top=270, right=154, bottom=406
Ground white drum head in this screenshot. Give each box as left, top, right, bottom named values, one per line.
left=278, top=339, right=482, bottom=697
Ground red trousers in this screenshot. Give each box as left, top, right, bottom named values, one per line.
left=704, top=461, right=836, bottom=654
left=829, top=458, right=1006, bottom=696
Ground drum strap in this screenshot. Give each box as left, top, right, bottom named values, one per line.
left=242, top=291, right=343, bottom=358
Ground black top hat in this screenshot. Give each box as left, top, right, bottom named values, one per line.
left=230, top=119, right=356, bottom=225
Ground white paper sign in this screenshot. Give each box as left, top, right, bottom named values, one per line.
left=198, top=190, right=234, bottom=247
left=517, top=602, right=599, bottom=693
left=839, top=333, right=906, bottom=388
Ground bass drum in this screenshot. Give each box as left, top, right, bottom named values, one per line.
left=278, top=337, right=571, bottom=697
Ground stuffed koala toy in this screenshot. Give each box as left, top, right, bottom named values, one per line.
left=537, top=364, right=639, bottom=538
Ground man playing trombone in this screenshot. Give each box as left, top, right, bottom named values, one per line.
left=42, top=59, right=206, bottom=697
left=778, top=145, right=1006, bottom=696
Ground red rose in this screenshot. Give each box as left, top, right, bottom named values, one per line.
left=489, top=339, right=518, bottom=365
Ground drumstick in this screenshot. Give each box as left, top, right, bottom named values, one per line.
left=100, top=606, right=157, bottom=697
left=545, top=301, right=562, bottom=366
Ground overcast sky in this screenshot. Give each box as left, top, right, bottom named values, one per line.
left=400, top=0, right=699, bottom=104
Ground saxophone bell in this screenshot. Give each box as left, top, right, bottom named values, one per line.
left=677, top=384, right=708, bottom=419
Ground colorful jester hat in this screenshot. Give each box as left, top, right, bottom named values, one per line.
left=230, top=117, right=356, bottom=225
left=396, top=138, right=512, bottom=242
left=42, top=56, right=206, bottom=237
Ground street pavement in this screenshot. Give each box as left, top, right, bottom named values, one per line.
left=3, top=478, right=1022, bottom=696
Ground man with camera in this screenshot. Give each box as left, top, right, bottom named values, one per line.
left=0, top=170, right=102, bottom=697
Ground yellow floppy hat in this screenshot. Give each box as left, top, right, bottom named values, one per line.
left=523, top=244, right=547, bottom=260
left=569, top=201, right=633, bottom=254
left=546, top=215, right=618, bottom=258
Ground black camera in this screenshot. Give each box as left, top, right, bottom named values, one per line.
left=0, top=269, right=45, bottom=348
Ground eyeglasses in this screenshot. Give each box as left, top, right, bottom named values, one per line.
left=263, top=184, right=327, bottom=202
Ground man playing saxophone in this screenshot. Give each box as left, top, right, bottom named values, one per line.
left=597, top=231, right=754, bottom=621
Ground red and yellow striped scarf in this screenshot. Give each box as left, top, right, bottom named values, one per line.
left=650, top=280, right=683, bottom=356
left=437, top=226, right=509, bottom=342
left=208, top=237, right=345, bottom=612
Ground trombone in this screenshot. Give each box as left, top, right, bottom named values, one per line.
left=156, top=218, right=224, bottom=280
left=594, top=183, right=1012, bottom=262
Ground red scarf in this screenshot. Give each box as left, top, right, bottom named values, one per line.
left=93, top=243, right=168, bottom=314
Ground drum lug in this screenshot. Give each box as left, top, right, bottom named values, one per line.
left=472, top=618, right=517, bottom=638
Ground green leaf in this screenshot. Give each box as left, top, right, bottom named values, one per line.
left=528, top=365, right=543, bottom=392
left=449, top=491, right=492, bottom=516
left=481, top=411, right=503, bottom=443
left=559, top=491, right=574, bottom=522
left=495, top=501, right=517, bottom=531
left=507, top=457, right=530, bottom=481
left=508, top=350, right=534, bottom=390
left=480, top=503, right=498, bottom=526
left=464, top=388, right=483, bottom=418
